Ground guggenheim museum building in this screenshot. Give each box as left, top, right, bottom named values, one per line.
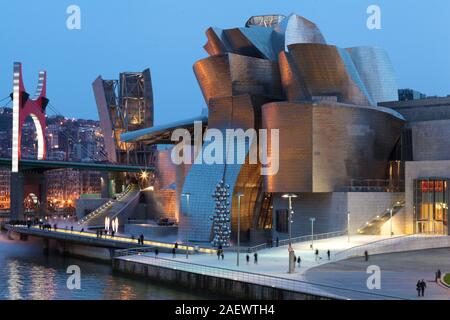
left=111, top=13, right=450, bottom=245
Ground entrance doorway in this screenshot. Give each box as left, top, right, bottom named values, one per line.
left=413, top=178, right=449, bottom=235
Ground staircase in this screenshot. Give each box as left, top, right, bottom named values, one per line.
left=357, top=200, right=405, bottom=235
left=78, top=184, right=140, bottom=229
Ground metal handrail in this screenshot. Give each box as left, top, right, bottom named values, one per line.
left=116, top=253, right=407, bottom=300
left=246, top=230, right=347, bottom=253
left=334, top=234, right=443, bottom=260
left=80, top=184, right=136, bottom=224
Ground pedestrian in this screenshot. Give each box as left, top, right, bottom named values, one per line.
left=221, top=252, right=224, bottom=260
left=155, top=248, right=159, bottom=258
left=436, top=269, right=442, bottom=282
left=172, top=247, right=176, bottom=258
left=293, top=254, right=296, bottom=268
left=175, top=242, right=178, bottom=249
left=254, top=252, right=258, bottom=264
left=111, top=230, right=115, bottom=238
left=297, top=256, right=301, bottom=267
left=364, top=250, right=369, bottom=262
left=70, top=226, right=73, bottom=232
left=420, top=279, right=426, bottom=297
left=217, top=249, right=221, bottom=260
left=80, top=228, right=84, bottom=233
left=276, top=237, right=279, bottom=247
left=327, top=250, right=330, bottom=260
left=246, top=254, right=250, bottom=264
left=315, top=249, right=319, bottom=261
left=416, top=280, right=421, bottom=297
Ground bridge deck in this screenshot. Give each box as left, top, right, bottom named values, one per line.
left=5, top=225, right=215, bottom=253
left=0, top=158, right=152, bottom=172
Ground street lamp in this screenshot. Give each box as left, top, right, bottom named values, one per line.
left=282, top=194, right=297, bottom=246
left=236, top=192, right=244, bottom=267
left=282, top=193, right=297, bottom=274
left=347, top=211, right=350, bottom=243
left=389, top=207, right=393, bottom=237
left=310, top=217, right=316, bottom=249
left=181, top=193, right=191, bottom=259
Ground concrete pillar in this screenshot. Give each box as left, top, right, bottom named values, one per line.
left=101, top=172, right=111, bottom=198
left=10, top=172, right=24, bottom=220
left=39, top=174, right=47, bottom=218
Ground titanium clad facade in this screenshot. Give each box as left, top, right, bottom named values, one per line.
left=193, top=53, right=282, bottom=104
left=286, top=44, right=374, bottom=106
left=274, top=13, right=326, bottom=49
left=347, top=46, right=398, bottom=104
left=178, top=95, right=265, bottom=242
left=262, top=101, right=405, bottom=193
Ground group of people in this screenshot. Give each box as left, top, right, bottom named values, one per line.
left=137, top=234, right=145, bottom=245
left=416, top=279, right=427, bottom=297
left=245, top=252, right=258, bottom=264
left=96, top=229, right=115, bottom=238
left=314, top=249, right=331, bottom=262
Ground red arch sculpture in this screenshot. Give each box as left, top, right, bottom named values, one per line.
left=11, top=62, right=48, bottom=172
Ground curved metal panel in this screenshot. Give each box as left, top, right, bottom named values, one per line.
left=287, top=43, right=372, bottom=106
left=346, top=46, right=398, bottom=104
left=274, top=13, right=326, bottom=49
left=193, top=53, right=282, bottom=104
left=262, top=101, right=404, bottom=193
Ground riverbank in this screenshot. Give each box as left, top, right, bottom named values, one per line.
left=0, top=230, right=219, bottom=300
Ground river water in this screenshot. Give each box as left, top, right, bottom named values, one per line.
left=0, top=230, right=209, bottom=300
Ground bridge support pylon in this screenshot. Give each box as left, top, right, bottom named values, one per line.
left=10, top=172, right=24, bottom=220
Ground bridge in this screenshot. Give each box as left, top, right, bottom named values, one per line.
left=2, top=62, right=153, bottom=221
left=0, top=158, right=150, bottom=173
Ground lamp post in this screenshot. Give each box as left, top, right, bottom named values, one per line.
left=282, top=193, right=297, bottom=274
left=181, top=193, right=191, bottom=259
left=310, top=217, right=316, bottom=249
left=389, top=207, right=393, bottom=237
left=236, top=192, right=244, bottom=267
left=282, top=194, right=298, bottom=246
left=347, top=211, right=350, bottom=243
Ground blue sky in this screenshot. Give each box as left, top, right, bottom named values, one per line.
left=1, top=0, right=449, bottom=124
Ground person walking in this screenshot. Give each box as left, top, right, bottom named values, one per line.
left=276, top=237, right=279, bottom=248
left=420, top=279, right=426, bottom=297
left=70, top=226, right=73, bottom=233
left=315, top=249, right=319, bottom=262
left=254, top=252, right=258, bottom=264
left=246, top=254, right=250, bottom=264
left=364, top=250, right=369, bottom=262
left=436, top=269, right=442, bottom=282
left=172, top=247, right=176, bottom=258
left=221, top=251, right=224, bottom=260
left=416, top=280, right=421, bottom=297
left=154, top=248, right=159, bottom=258
left=297, top=256, right=301, bottom=268
left=217, top=249, right=221, bottom=260
left=327, top=250, right=330, bottom=260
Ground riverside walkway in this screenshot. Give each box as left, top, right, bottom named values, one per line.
left=5, top=224, right=215, bottom=253
left=114, top=235, right=410, bottom=300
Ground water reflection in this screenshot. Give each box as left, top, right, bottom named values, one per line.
left=8, top=260, right=23, bottom=300
left=0, top=231, right=213, bottom=300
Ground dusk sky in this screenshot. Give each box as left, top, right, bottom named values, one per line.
left=1, top=0, right=449, bottom=124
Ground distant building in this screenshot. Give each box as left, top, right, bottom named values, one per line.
left=92, top=69, right=155, bottom=165
left=398, top=88, right=427, bottom=101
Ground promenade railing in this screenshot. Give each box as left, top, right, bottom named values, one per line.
left=246, top=230, right=347, bottom=253
left=115, top=252, right=407, bottom=300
